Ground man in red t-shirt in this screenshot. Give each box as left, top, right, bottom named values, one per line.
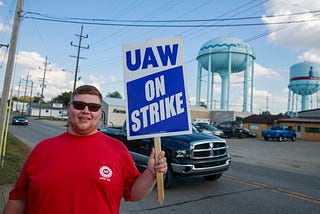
left=3, top=85, right=167, bottom=214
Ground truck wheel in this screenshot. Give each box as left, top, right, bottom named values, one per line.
left=164, top=166, right=173, bottom=189
left=291, top=136, right=296, bottom=141
left=278, top=136, right=283, bottom=142
left=264, top=137, right=269, bottom=141
left=204, top=173, right=222, bottom=181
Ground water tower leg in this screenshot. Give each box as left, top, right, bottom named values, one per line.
left=207, top=59, right=211, bottom=109
left=220, top=72, right=228, bottom=110
left=291, top=93, right=295, bottom=112
left=210, top=71, right=214, bottom=109
left=287, top=90, right=291, bottom=112
left=227, top=49, right=232, bottom=111
left=301, top=95, right=307, bottom=111
left=243, top=55, right=249, bottom=112
left=250, top=60, right=254, bottom=113
left=208, top=53, right=214, bottom=109
left=196, top=62, right=202, bottom=106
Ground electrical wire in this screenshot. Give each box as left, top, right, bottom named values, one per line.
left=21, top=9, right=320, bottom=23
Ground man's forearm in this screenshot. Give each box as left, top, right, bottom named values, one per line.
left=128, top=168, right=157, bottom=202
left=3, top=200, right=26, bottom=214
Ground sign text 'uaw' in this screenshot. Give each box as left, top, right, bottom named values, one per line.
left=123, top=36, right=191, bottom=140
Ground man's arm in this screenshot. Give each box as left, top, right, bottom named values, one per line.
left=128, top=148, right=167, bottom=201
left=2, top=199, right=26, bottom=214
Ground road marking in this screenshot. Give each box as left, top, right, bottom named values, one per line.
left=223, top=174, right=320, bottom=205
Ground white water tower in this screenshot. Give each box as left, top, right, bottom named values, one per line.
left=196, top=36, right=255, bottom=112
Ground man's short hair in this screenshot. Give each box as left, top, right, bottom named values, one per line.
left=72, top=85, right=102, bottom=102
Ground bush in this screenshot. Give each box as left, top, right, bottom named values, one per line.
left=0, top=134, right=30, bottom=185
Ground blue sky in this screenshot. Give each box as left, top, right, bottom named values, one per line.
left=0, top=0, right=319, bottom=114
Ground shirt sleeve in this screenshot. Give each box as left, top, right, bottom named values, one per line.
left=8, top=146, right=38, bottom=200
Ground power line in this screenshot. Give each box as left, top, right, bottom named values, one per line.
left=22, top=9, right=320, bottom=23
left=21, top=16, right=320, bottom=28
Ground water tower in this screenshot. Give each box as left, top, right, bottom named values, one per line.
left=196, top=37, right=255, bottom=112
left=288, top=61, right=320, bottom=112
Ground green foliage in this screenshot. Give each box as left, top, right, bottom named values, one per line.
left=107, top=91, right=122, bottom=99
left=18, top=96, right=33, bottom=102
left=200, top=101, right=207, bottom=108
left=261, top=111, right=271, bottom=115
left=52, top=91, right=72, bottom=107
left=0, top=134, right=30, bottom=185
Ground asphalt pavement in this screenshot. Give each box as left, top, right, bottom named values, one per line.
left=1, top=129, right=319, bottom=212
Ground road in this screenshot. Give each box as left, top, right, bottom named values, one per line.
left=8, top=117, right=68, bottom=148
left=6, top=119, right=320, bottom=214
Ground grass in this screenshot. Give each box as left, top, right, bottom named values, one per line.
left=0, top=133, right=30, bottom=185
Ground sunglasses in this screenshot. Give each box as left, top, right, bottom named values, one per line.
left=72, top=101, right=101, bottom=112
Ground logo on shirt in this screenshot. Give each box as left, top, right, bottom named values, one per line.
left=99, top=165, right=112, bottom=181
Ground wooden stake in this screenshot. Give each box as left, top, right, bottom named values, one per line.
left=154, top=137, right=164, bottom=205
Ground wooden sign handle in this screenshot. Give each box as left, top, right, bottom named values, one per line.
left=154, top=137, right=164, bottom=205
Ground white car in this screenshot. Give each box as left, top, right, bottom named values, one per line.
left=194, top=123, right=224, bottom=137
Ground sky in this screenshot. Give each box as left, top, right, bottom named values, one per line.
left=0, top=0, right=320, bottom=115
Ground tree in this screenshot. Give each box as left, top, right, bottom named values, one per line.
left=200, top=101, right=207, bottom=108
left=52, top=91, right=72, bottom=107
left=106, top=91, right=122, bottom=99
left=261, top=111, right=271, bottom=115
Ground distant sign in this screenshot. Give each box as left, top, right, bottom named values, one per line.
left=123, top=36, right=191, bottom=140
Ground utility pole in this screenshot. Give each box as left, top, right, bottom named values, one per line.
left=16, top=77, right=21, bottom=111
left=70, top=25, right=89, bottom=93
left=21, top=71, right=31, bottom=115
left=38, top=56, right=51, bottom=119
left=29, top=81, right=33, bottom=116
left=0, top=0, right=24, bottom=167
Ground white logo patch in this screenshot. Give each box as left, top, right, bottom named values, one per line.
left=99, top=166, right=112, bottom=181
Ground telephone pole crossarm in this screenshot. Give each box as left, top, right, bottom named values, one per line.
left=70, top=25, right=89, bottom=93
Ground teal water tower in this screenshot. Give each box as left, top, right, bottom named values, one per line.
left=288, top=61, right=320, bottom=111
left=196, top=37, right=255, bottom=112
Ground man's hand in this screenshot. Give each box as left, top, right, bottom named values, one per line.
left=147, top=148, right=167, bottom=177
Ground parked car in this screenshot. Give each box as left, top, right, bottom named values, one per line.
left=11, top=115, right=28, bottom=125
left=194, top=123, right=224, bottom=137
left=241, top=128, right=257, bottom=138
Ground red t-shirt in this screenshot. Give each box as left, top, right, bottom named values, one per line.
left=9, top=132, right=140, bottom=214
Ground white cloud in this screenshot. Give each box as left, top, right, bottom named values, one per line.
left=298, top=49, right=320, bottom=62
left=0, top=22, right=10, bottom=32
left=253, top=63, right=280, bottom=78
left=262, top=0, right=320, bottom=50
left=15, top=51, right=44, bottom=70
left=10, top=51, right=75, bottom=101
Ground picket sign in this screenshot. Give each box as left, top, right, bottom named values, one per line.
left=123, top=36, right=191, bottom=205
left=154, top=137, right=164, bottom=205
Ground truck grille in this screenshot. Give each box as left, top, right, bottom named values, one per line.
left=190, top=140, right=227, bottom=159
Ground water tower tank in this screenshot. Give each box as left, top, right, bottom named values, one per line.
left=196, top=37, right=255, bottom=112
left=288, top=61, right=320, bottom=111
left=197, top=37, right=255, bottom=73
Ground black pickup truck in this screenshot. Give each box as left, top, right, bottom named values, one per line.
left=100, top=121, right=231, bottom=188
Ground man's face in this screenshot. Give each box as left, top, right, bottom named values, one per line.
left=68, top=94, right=102, bottom=135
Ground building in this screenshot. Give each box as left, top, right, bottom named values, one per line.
left=101, top=97, right=126, bottom=127
left=277, top=108, right=320, bottom=141
left=12, top=101, right=67, bottom=119
left=242, top=114, right=289, bottom=138
left=242, top=109, right=320, bottom=141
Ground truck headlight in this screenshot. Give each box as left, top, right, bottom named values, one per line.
left=172, top=150, right=188, bottom=158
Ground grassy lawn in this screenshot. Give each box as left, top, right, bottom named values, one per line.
left=0, top=133, right=30, bottom=185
